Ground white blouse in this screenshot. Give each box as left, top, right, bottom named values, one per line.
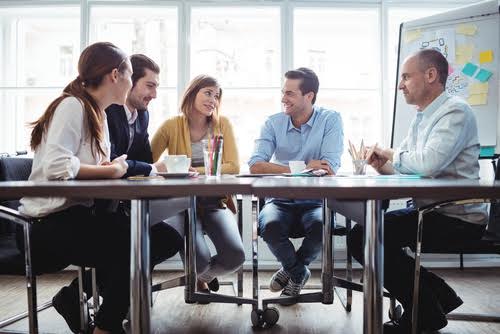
left=19, top=96, right=111, bottom=217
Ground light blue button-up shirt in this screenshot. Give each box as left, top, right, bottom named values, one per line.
left=248, top=105, right=343, bottom=172
left=248, top=105, right=343, bottom=204
left=393, top=92, right=488, bottom=224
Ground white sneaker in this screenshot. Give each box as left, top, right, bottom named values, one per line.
left=269, top=267, right=290, bottom=292
left=280, top=267, right=311, bottom=303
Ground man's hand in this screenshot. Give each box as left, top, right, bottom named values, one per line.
left=366, top=147, right=395, bottom=174
left=109, top=154, right=128, bottom=178
left=306, top=160, right=334, bottom=175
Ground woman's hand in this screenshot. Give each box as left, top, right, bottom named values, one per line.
left=109, top=154, right=128, bottom=178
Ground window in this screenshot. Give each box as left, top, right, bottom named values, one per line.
left=190, top=6, right=281, bottom=171
left=89, top=5, right=178, bottom=137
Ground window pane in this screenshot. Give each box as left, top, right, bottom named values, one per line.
left=0, top=89, right=58, bottom=152
left=220, top=89, right=281, bottom=173
left=294, top=8, right=380, bottom=89
left=0, top=7, right=80, bottom=87
left=190, top=7, right=281, bottom=87
left=317, top=89, right=380, bottom=172
left=89, top=6, right=178, bottom=88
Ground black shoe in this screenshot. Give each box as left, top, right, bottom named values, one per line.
left=207, top=277, right=219, bottom=292
left=383, top=319, right=411, bottom=334
left=52, top=286, right=84, bottom=333
left=427, top=272, right=463, bottom=314
left=384, top=309, right=447, bottom=334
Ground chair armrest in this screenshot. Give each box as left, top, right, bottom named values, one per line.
left=418, top=198, right=493, bottom=215
left=0, top=205, right=33, bottom=226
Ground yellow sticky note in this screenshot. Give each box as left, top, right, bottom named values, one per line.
left=479, top=50, right=493, bottom=64
left=467, top=93, right=488, bottom=106
left=455, top=44, right=474, bottom=64
left=404, top=29, right=422, bottom=43
left=469, top=82, right=489, bottom=95
left=456, top=24, right=478, bottom=36
left=455, top=54, right=470, bottom=65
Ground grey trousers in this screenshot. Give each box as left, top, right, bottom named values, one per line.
left=165, top=207, right=245, bottom=282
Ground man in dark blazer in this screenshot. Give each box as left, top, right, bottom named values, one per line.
left=106, top=54, right=166, bottom=177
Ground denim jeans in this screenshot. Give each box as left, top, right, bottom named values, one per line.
left=258, top=199, right=323, bottom=282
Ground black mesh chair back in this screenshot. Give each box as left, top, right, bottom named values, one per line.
left=0, top=157, right=33, bottom=275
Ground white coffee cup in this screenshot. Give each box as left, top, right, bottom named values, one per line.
left=289, top=160, right=306, bottom=174
left=163, top=155, right=191, bottom=173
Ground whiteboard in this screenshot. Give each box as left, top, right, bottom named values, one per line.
left=391, top=0, right=500, bottom=154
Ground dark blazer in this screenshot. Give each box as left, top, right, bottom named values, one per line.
left=105, top=104, right=153, bottom=177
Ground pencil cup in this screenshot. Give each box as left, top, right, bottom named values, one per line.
left=352, top=159, right=367, bottom=175
left=202, top=138, right=223, bottom=177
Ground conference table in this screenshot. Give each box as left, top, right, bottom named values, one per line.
left=0, top=176, right=499, bottom=334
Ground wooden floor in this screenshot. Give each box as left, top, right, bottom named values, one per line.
left=1, top=268, right=500, bottom=333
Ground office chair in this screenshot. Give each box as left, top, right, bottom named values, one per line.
left=410, top=159, right=500, bottom=334
left=151, top=197, right=246, bottom=304
left=0, top=156, right=97, bottom=334
left=252, top=197, right=368, bottom=328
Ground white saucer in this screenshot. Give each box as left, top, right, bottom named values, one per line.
left=157, top=171, right=197, bottom=178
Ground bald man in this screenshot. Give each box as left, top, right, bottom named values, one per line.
left=347, top=49, right=488, bottom=333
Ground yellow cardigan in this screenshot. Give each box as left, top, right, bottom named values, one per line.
left=151, top=114, right=240, bottom=175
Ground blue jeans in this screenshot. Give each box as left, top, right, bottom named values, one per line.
left=258, top=199, right=323, bottom=283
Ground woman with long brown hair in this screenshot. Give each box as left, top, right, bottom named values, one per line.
left=151, top=75, right=244, bottom=294
left=19, top=42, right=182, bottom=334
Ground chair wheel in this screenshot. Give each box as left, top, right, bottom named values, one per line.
left=263, top=307, right=280, bottom=326
left=251, top=309, right=264, bottom=328
left=389, top=304, right=403, bottom=321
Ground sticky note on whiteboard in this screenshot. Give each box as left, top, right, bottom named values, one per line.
left=469, top=82, right=489, bottom=95
left=462, top=62, right=478, bottom=77
left=479, top=50, right=493, bottom=64
left=456, top=24, right=477, bottom=36
left=404, top=29, right=422, bottom=43
left=467, top=94, right=487, bottom=106
left=475, top=68, right=493, bottom=83
left=455, top=44, right=474, bottom=65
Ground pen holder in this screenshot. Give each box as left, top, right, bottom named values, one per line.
left=202, top=137, right=223, bottom=177
left=352, top=159, right=367, bottom=175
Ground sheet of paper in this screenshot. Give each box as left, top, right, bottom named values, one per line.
left=467, top=93, right=488, bottom=106
left=469, top=82, right=489, bottom=95
left=446, top=71, right=469, bottom=97
left=461, top=62, right=478, bottom=77
left=475, top=68, right=493, bottom=83
left=456, top=23, right=477, bottom=36
left=404, top=29, right=422, bottom=43
left=479, top=50, right=493, bottom=64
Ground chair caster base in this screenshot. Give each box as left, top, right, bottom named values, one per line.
left=251, top=307, right=280, bottom=328
left=389, top=304, right=403, bottom=321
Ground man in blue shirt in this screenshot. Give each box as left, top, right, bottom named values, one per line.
left=249, top=67, right=343, bottom=302
left=347, top=49, right=488, bottom=333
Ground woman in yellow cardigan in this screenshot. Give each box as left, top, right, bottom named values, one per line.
left=151, top=75, right=244, bottom=293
